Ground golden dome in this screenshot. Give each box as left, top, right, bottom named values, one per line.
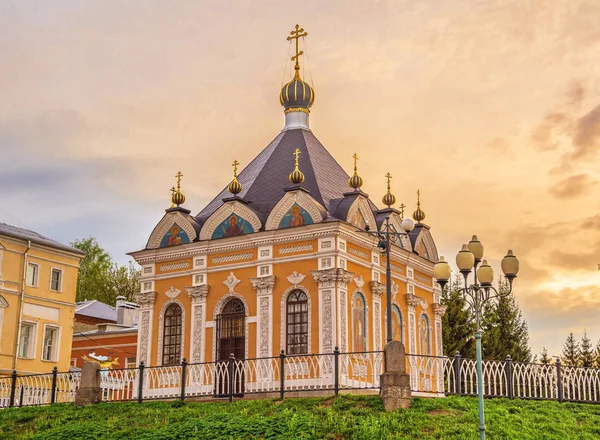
left=171, top=171, right=186, bottom=207
left=382, top=172, right=396, bottom=208
left=348, top=153, right=363, bottom=190
left=289, top=148, right=305, bottom=184
left=412, top=190, right=426, bottom=223
left=228, top=160, right=243, bottom=195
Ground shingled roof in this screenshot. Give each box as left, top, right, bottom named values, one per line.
left=0, top=223, right=84, bottom=255
left=196, top=128, right=353, bottom=222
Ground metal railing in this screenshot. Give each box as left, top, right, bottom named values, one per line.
left=0, top=368, right=80, bottom=408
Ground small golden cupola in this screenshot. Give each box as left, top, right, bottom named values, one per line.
left=412, top=189, right=426, bottom=223
left=381, top=172, right=396, bottom=208
left=171, top=171, right=186, bottom=207
left=289, top=148, right=305, bottom=184
left=348, top=153, right=364, bottom=190
left=228, top=160, right=243, bottom=195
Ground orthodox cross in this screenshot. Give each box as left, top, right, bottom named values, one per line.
left=170, top=186, right=176, bottom=208
left=232, top=160, right=239, bottom=178
left=353, top=153, right=359, bottom=173
left=399, top=203, right=406, bottom=219
left=416, top=189, right=421, bottom=207
left=385, top=172, right=392, bottom=191
left=175, top=171, right=183, bottom=192
left=287, top=24, right=308, bottom=70
left=293, top=148, right=301, bottom=168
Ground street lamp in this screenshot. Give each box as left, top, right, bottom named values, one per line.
left=433, top=236, right=519, bottom=440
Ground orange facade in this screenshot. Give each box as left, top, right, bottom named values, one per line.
left=71, top=331, right=138, bottom=369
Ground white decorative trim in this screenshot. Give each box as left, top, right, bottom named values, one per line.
left=373, top=300, right=381, bottom=352
left=211, top=253, right=253, bottom=264
left=257, top=245, right=272, bottom=260
left=251, top=276, right=275, bottom=358
left=222, top=272, right=241, bottom=293
left=413, top=228, right=438, bottom=263
left=279, top=244, right=313, bottom=255
left=156, top=299, right=186, bottom=366
left=280, top=285, right=312, bottom=354
left=287, top=271, right=306, bottom=287
left=147, top=211, right=197, bottom=249
left=165, top=286, right=181, bottom=300
left=346, top=196, right=377, bottom=230
left=348, top=247, right=369, bottom=259
left=354, top=275, right=364, bottom=289
left=160, top=261, right=190, bottom=272
left=387, top=213, right=413, bottom=251
left=350, top=291, right=369, bottom=352
left=199, top=200, right=262, bottom=240
left=265, top=190, right=324, bottom=230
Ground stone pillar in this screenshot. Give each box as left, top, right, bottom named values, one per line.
left=250, top=275, right=276, bottom=358
left=75, top=361, right=102, bottom=405
left=312, top=268, right=353, bottom=354
left=134, top=291, right=157, bottom=366
left=380, top=340, right=411, bottom=411
left=405, top=293, right=420, bottom=390
left=433, top=302, right=447, bottom=393
left=185, top=285, right=210, bottom=364
left=369, top=281, right=385, bottom=352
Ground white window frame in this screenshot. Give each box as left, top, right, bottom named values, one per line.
left=41, top=324, right=61, bottom=362
left=49, top=267, right=63, bottom=292
left=18, top=321, right=37, bottom=359
left=26, top=262, right=39, bottom=288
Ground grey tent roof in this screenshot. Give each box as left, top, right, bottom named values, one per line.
left=75, top=300, right=117, bottom=322
left=0, top=223, right=84, bottom=255
left=196, top=128, right=354, bottom=221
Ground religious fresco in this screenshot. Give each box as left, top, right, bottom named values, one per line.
left=348, top=207, right=367, bottom=229
left=419, top=314, right=431, bottom=355
left=160, top=224, right=190, bottom=247
left=392, top=305, right=403, bottom=344
left=352, top=293, right=367, bottom=352
left=211, top=214, right=254, bottom=239
left=279, top=203, right=313, bottom=228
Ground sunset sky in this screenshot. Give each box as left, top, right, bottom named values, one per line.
left=1, top=0, right=599, bottom=357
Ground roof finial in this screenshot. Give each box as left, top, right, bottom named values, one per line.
left=348, top=152, right=363, bottom=190
left=228, top=159, right=243, bottom=195
left=399, top=203, right=406, bottom=219
left=287, top=24, right=308, bottom=78
left=382, top=172, right=396, bottom=208
left=171, top=171, right=186, bottom=207
left=412, top=189, right=426, bottom=223
left=169, top=187, right=176, bottom=208
left=289, top=148, right=305, bottom=184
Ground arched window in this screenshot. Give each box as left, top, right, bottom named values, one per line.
left=286, top=290, right=308, bottom=354
left=162, top=303, right=183, bottom=365
left=419, top=314, right=431, bottom=355
left=391, top=305, right=403, bottom=344
left=352, top=292, right=367, bottom=352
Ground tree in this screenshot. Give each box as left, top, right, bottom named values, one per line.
left=71, top=237, right=140, bottom=304
left=441, top=275, right=476, bottom=358
left=539, top=347, right=551, bottom=365
left=595, top=340, right=600, bottom=369
left=580, top=331, right=594, bottom=368
left=481, top=279, right=531, bottom=362
left=561, top=333, right=580, bottom=367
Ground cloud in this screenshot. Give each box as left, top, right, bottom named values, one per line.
left=487, top=137, right=514, bottom=159
left=530, top=112, right=569, bottom=151
left=569, top=104, right=600, bottom=161
left=548, top=174, right=596, bottom=199
left=565, top=81, right=585, bottom=108
left=582, top=214, right=600, bottom=229
left=548, top=243, right=600, bottom=271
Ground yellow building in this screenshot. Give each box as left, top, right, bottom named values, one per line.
left=130, top=26, right=445, bottom=393
left=0, top=223, right=84, bottom=374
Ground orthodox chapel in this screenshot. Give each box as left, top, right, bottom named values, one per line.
left=130, top=26, right=444, bottom=371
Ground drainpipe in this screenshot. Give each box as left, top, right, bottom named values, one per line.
left=13, top=240, right=31, bottom=371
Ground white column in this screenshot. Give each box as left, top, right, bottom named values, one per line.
left=433, top=302, right=447, bottom=393
left=369, top=281, right=385, bottom=351
left=134, top=291, right=156, bottom=366
left=185, top=285, right=209, bottom=364
left=250, top=275, right=276, bottom=358
left=406, top=293, right=420, bottom=390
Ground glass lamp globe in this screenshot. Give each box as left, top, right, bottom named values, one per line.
left=401, top=217, right=415, bottom=233
left=477, top=260, right=494, bottom=286
left=433, top=256, right=451, bottom=284
left=467, top=235, right=484, bottom=262
left=456, top=244, right=475, bottom=274
left=501, top=250, right=519, bottom=280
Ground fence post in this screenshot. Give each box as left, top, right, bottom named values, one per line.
left=228, top=353, right=235, bottom=403
left=180, top=358, right=187, bottom=401
left=505, top=355, right=514, bottom=399
left=19, top=384, right=24, bottom=407
left=137, top=362, right=145, bottom=404
left=334, top=346, right=339, bottom=396
left=9, top=370, right=17, bottom=407
left=279, top=350, right=285, bottom=400
left=556, top=358, right=563, bottom=403
left=50, top=366, right=58, bottom=404
left=454, top=352, right=462, bottom=396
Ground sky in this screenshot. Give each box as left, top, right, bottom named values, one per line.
left=1, top=0, right=599, bottom=357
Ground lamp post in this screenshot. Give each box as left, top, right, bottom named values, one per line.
left=433, top=236, right=519, bottom=440
left=362, top=215, right=415, bottom=343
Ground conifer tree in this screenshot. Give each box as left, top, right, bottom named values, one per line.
left=561, top=333, right=580, bottom=366
left=595, top=340, right=600, bottom=368
left=441, top=274, right=475, bottom=358
left=539, top=347, right=551, bottom=365
left=580, top=331, right=594, bottom=368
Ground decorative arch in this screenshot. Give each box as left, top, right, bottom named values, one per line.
left=413, top=229, right=438, bottom=262
left=351, top=291, right=368, bottom=352
left=0, top=295, right=8, bottom=308
left=419, top=313, right=431, bottom=355
left=265, top=190, right=324, bottom=230
left=199, top=201, right=261, bottom=240
left=156, top=298, right=186, bottom=366
left=346, top=196, right=377, bottom=230
left=387, top=213, right=412, bottom=251
left=391, top=304, right=404, bottom=344
left=280, top=285, right=312, bottom=354
left=147, top=212, right=197, bottom=249
left=212, top=292, right=250, bottom=362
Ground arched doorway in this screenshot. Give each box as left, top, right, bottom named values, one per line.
left=215, top=298, right=246, bottom=395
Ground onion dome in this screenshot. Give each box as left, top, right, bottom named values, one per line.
left=382, top=172, right=396, bottom=207
left=280, top=24, right=315, bottom=114
left=289, top=148, right=305, bottom=184
left=412, top=190, right=426, bottom=223
left=348, top=153, right=364, bottom=190
left=171, top=171, right=186, bottom=207
left=228, top=160, right=243, bottom=195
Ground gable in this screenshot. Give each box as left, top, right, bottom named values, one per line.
left=346, top=196, right=376, bottom=230
left=199, top=201, right=261, bottom=241
left=146, top=211, right=198, bottom=249
left=265, top=190, right=325, bottom=231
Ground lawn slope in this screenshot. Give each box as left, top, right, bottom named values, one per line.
left=1, top=395, right=599, bottom=439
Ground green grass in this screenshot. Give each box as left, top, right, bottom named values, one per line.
left=1, top=395, right=599, bottom=439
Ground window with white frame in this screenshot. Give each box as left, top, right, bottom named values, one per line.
left=18, top=323, right=36, bottom=358
left=42, top=326, right=59, bottom=361
left=50, top=268, right=62, bottom=292
left=26, top=263, right=39, bottom=287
